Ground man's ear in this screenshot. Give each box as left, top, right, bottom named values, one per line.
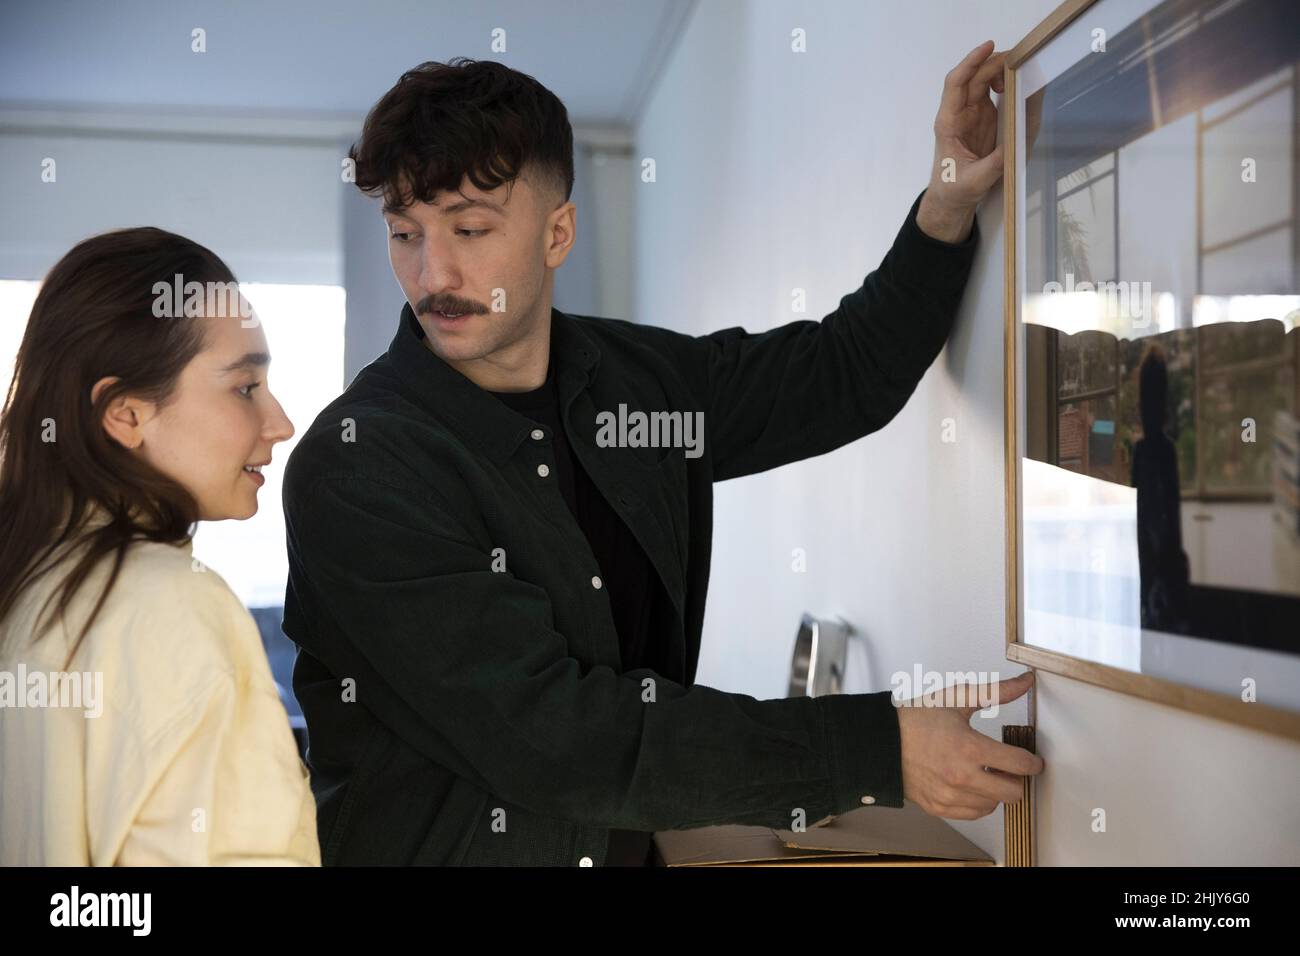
left=91, top=376, right=149, bottom=450
left=544, top=199, right=576, bottom=269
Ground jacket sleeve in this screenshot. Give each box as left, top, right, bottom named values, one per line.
left=95, top=576, right=320, bottom=866
left=646, top=187, right=980, bottom=482
left=114, top=671, right=321, bottom=866
left=284, top=472, right=904, bottom=832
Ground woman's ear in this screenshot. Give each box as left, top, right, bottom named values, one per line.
left=91, top=376, right=148, bottom=450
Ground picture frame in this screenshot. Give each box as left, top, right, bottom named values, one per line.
left=1002, top=0, right=1300, bottom=738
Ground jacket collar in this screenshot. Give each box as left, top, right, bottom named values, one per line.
left=45, top=498, right=194, bottom=559
left=386, top=302, right=601, bottom=464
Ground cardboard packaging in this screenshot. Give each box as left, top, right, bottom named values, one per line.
left=653, top=800, right=995, bottom=866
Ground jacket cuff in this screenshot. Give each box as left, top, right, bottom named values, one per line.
left=892, top=187, right=980, bottom=291
left=818, top=689, right=905, bottom=811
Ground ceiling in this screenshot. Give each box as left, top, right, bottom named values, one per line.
left=0, top=0, right=696, bottom=128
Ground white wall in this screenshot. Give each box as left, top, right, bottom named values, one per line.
left=0, top=117, right=342, bottom=284
left=632, top=0, right=1300, bottom=864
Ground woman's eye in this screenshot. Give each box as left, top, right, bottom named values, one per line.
left=389, top=231, right=414, bottom=242
left=238, top=383, right=261, bottom=399
left=457, top=229, right=488, bottom=238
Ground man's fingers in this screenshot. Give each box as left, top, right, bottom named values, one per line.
left=963, top=141, right=1005, bottom=191
left=940, top=40, right=995, bottom=116
left=950, top=670, right=1032, bottom=716
left=967, top=52, right=1007, bottom=104
left=994, top=670, right=1034, bottom=705
left=974, top=733, right=1045, bottom=778
left=940, top=752, right=1039, bottom=814
left=969, top=767, right=1030, bottom=806
left=922, top=671, right=1029, bottom=713
left=973, top=52, right=1006, bottom=85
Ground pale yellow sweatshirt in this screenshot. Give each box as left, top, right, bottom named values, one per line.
left=0, top=506, right=320, bottom=865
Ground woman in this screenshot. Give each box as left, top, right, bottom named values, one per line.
left=0, top=227, right=320, bottom=865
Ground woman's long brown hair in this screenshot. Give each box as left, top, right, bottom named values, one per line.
left=0, top=227, right=238, bottom=669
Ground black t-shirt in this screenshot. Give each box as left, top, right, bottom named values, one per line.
left=488, top=367, right=656, bottom=867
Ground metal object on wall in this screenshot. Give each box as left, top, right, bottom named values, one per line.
left=786, top=612, right=852, bottom=698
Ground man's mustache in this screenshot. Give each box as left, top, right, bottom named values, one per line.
left=417, top=296, right=482, bottom=315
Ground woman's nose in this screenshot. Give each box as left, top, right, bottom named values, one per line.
left=266, top=396, right=295, bottom=442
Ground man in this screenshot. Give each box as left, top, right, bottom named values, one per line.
left=282, top=44, right=1043, bottom=866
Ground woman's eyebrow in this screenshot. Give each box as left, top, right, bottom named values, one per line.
left=218, top=352, right=271, bottom=373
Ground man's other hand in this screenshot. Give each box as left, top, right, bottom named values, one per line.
left=896, top=671, right=1044, bottom=819
left=916, top=40, right=1006, bottom=242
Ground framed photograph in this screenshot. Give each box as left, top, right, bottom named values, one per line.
left=1003, top=0, right=1300, bottom=737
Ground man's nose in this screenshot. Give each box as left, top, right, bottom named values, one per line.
left=418, top=239, right=459, bottom=298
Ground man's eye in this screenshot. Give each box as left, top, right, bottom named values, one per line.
left=238, top=383, right=261, bottom=399
left=389, top=231, right=414, bottom=242
left=457, top=229, right=488, bottom=238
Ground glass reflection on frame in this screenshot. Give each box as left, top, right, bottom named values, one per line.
left=1014, top=0, right=1300, bottom=688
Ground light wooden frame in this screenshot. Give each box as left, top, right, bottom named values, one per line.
left=1002, top=0, right=1300, bottom=740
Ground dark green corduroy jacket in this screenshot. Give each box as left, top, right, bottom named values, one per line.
left=281, top=187, right=979, bottom=865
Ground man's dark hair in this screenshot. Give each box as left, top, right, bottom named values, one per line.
left=349, top=57, right=574, bottom=214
